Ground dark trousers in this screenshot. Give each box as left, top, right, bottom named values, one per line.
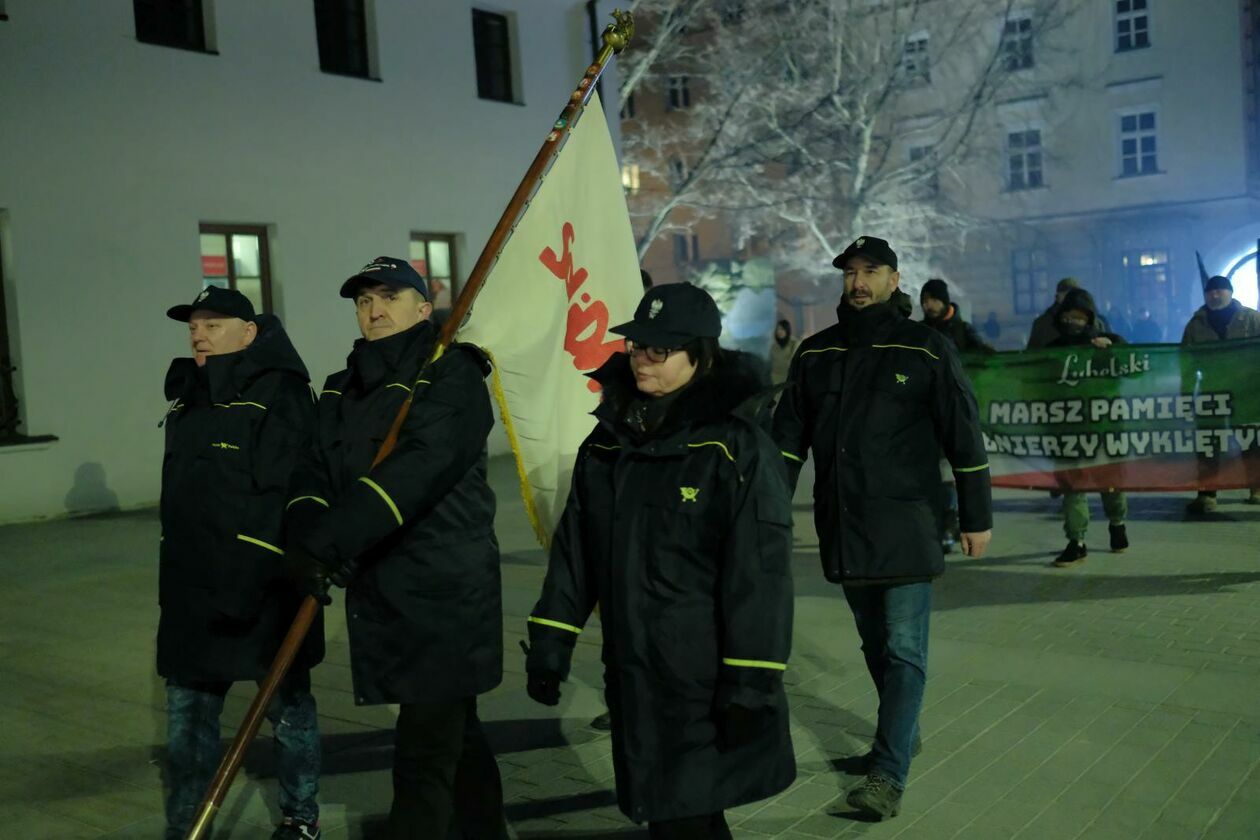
left=386, top=697, right=507, bottom=840
left=648, top=812, right=731, bottom=839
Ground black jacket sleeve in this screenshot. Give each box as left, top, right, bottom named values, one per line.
left=771, top=348, right=811, bottom=490
left=299, top=347, right=494, bottom=567
left=961, top=321, right=996, bottom=355
left=931, top=342, right=993, bottom=533
left=284, top=385, right=337, bottom=541
left=715, top=426, right=794, bottom=710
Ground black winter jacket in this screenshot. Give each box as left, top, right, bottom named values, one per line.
left=527, top=352, right=796, bottom=823
left=286, top=320, right=501, bottom=706
left=923, top=305, right=995, bottom=354
left=773, top=301, right=992, bottom=583
left=158, top=315, right=324, bottom=682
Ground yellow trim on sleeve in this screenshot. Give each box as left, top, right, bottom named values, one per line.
left=213, top=401, right=268, bottom=410
left=721, top=657, right=787, bottom=671
left=320, top=389, right=342, bottom=397
left=872, top=344, right=940, bottom=360
left=358, top=476, right=404, bottom=526
left=286, top=495, right=330, bottom=510
left=414, top=378, right=432, bottom=386
left=589, top=443, right=622, bottom=451
left=387, top=382, right=412, bottom=393
left=781, top=451, right=804, bottom=464
left=954, top=463, right=990, bottom=473
left=528, top=616, right=583, bottom=635
left=236, top=534, right=285, bottom=555
left=688, top=441, right=736, bottom=463
left=799, top=346, right=847, bottom=357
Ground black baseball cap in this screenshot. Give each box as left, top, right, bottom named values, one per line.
left=610, top=282, right=722, bottom=348
left=833, top=236, right=898, bottom=271
left=339, top=256, right=430, bottom=299
left=166, top=286, right=256, bottom=322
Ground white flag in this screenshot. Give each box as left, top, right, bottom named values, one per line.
left=457, top=93, right=642, bottom=545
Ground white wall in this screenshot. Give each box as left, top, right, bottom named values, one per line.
left=0, top=0, right=623, bottom=522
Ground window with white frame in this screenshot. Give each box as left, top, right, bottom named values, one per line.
left=1007, top=129, right=1043, bottom=190
left=1115, top=0, right=1150, bottom=52
left=900, top=34, right=930, bottom=84
left=1119, top=110, right=1158, bottom=176
left=666, top=76, right=691, bottom=110
left=1121, top=249, right=1169, bottom=307
left=1011, top=248, right=1051, bottom=315
left=1002, top=16, right=1034, bottom=70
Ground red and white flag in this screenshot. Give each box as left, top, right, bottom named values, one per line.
left=457, top=93, right=642, bottom=544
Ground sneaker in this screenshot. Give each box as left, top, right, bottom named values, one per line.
left=1053, top=540, right=1087, bottom=567
left=272, top=818, right=320, bottom=840
left=1245, top=491, right=1260, bottom=506
left=1186, top=494, right=1217, bottom=515
left=1108, top=523, right=1129, bottom=553
left=589, top=711, right=612, bottom=732
left=846, top=773, right=902, bottom=819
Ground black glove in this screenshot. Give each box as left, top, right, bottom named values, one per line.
left=282, top=546, right=333, bottom=606
left=519, top=640, right=562, bottom=706
left=719, top=703, right=769, bottom=751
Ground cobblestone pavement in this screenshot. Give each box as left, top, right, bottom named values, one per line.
left=2, top=458, right=1258, bottom=838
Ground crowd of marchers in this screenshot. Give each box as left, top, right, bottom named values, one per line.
left=154, top=234, right=1254, bottom=840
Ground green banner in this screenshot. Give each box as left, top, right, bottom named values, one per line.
left=962, top=340, right=1260, bottom=491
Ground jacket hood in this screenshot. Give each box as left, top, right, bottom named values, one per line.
left=346, top=320, right=437, bottom=391
left=1056, top=288, right=1097, bottom=325
left=165, top=314, right=308, bottom=401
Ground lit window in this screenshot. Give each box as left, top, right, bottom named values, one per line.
left=1007, top=129, right=1043, bottom=190
left=1002, top=16, right=1034, bottom=70
left=1119, top=111, right=1158, bottom=176
left=621, top=163, right=641, bottom=193
left=409, top=233, right=459, bottom=311
left=900, top=34, right=931, bottom=84
left=199, top=224, right=273, bottom=314
left=1115, top=0, right=1150, bottom=52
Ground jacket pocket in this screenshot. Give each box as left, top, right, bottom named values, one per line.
left=755, top=496, right=793, bottom=573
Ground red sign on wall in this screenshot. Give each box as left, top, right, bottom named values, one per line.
left=202, top=255, right=228, bottom=276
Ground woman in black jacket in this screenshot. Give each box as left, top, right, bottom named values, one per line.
left=524, top=283, right=796, bottom=839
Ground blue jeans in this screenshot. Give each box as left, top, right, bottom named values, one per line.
left=843, top=582, right=931, bottom=789
left=165, top=671, right=320, bottom=839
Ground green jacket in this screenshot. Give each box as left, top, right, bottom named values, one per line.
left=1180, top=302, right=1260, bottom=344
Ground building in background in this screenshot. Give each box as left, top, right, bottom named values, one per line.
left=0, top=0, right=624, bottom=522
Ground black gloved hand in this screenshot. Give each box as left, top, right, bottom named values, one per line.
left=519, top=640, right=562, bottom=706
left=283, top=546, right=333, bottom=606
left=719, top=703, right=769, bottom=752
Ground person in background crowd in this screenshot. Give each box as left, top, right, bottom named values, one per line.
left=525, top=283, right=796, bottom=839
left=982, top=311, right=1002, bottom=343
left=1129, top=307, right=1164, bottom=344
left=1027, top=277, right=1111, bottom=349
left=919, top=279, right=995, bottom=355
left=1181, top=275, right=1260, bottom=513
left=770, top=318, right=801, bottom=385
left=1103, top=301, right=1131, bottom=340
left=1046, top=288, right=1130, bottom=567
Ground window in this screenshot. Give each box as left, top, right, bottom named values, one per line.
left=1119, top=110, right=1158, bottom=176
left=314, top=0, right=371, bottom=79
left=409, top=233, right=458, bottom=311
left=621, top=163, right=641, bottom=194
left=668, top=157, right=689, bottom=188
left=134, top=0, right=208, bottom=52
left=666, top=76, right=691, bottom=110
left=472, top=10, right=515, bottom=103
left=673, top=233, right=701, bottom=265
left=1115, top=0, right=1150, bottom=52
left=900, top=34, right=931, bottom=84
left=1007, top=129, right=1044, bottom=190
left=620, top=92, right=636, bottom=120
left=1121, top=249, right=1169, bottom=302
left=199, top=224, right=273, bottom=314
left=1002, top=16, right=1034, bottom=70
left=1011, top=248, right=1051, bottom=315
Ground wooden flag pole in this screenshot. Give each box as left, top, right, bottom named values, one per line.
left=185, top=11, right=633, bottom=838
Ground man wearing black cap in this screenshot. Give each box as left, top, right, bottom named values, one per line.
left=773, top=237, right=993, bottom=820
left=284, top=258, right=508, bottom=838
left=158, top=287, right=324, bottom=840
left=1181, top=274, right=1260, bottom=513
left=919, top=278, right=994, bottom=355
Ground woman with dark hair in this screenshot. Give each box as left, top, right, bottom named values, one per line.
left=770, top=317, right=800, bottom=385
left=523, top=283, right=796, bottom=838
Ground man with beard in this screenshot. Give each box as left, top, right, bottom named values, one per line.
left=918, top=279, right=994, bottom=355
left=773, top=236, right=993, bottom=819
left=1181, top=274, right=1260, bottom=513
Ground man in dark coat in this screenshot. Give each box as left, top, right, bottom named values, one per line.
left=1027, top=277, right=1112, bottom=349
left=158, top=286, right=323, bottom=840
left=525, top=284, right=795, bottom=838
left=773, top=236, right=993, bottom=820
left=919, top=278, right=994, bottom=355
left=285, top=257, right=507, bottom=839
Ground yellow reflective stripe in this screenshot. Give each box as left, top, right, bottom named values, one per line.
left=528, top=616, right=583, bottom=635
left=210, top=442, right=240, bottom=451
left=414, top=378, right=432, bottom=386
left=320, top=389, right=342, bottom=397
left=955, top=463, right=990, bottom=473
left=872, top=344, right=940, bottom=360
left=688, top=441, right=736, bottom=463
left=590, top=443, right=622, bottom=451
left=781, top=450, right=804, bottom=464
left=799, top=346, right=847, bottom=357
left=213, top=401, right=268, bottom=410
left=236, top=534, right=285, bottom=555
left=358, top=476, right=403, bottom=526
left=722, top=657, right=787, bottom=671
left=286, top=495, right=330, bottom=510
left=387, top=382, right=412, bottom=393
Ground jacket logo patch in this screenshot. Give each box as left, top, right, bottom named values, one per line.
left=895, top=373, right=909, bottom=385
left=680, top=486, right=700, bottom=503
left=211, top=442, right=240, bottom=450
left=649, top=299, right=664, bottom=319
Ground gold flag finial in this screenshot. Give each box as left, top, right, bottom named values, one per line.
left=603, top=9, right=635, bottom=53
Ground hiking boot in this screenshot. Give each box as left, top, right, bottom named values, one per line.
left=1186, top=494, right=1217, bottom=515
left=1245, top=490, right=1260, bottom=506
left=272, top=818, right=320, bottom=840
left=589, top=711, right=612, bottom=732
left=1108, top=523, right=1129, bottom=553
left=1053, top=540, right=1087, bottom=567
left=846, top=773, right=902, bottom=819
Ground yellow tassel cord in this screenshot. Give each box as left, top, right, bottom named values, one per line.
left=481, top=348, right=551, bottom=549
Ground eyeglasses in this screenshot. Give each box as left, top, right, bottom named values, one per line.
left=624, top=339, right=676, bottom=364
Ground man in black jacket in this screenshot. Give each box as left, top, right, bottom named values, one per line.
left=159, top=287, right=323, bottom=840
left=919, top=279, right=994, bottom=355
left=286, top=258, right=507, bottom=839
left=774, top=237, right=993, bottom=820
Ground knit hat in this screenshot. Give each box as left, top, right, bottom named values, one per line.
left=1204, top=275, right=1233, bottom=293
left=920, top=278, right=950, bottom=306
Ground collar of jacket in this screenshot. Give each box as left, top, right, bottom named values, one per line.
left=347, top=320, right=436, bottom=392
left=588, top=350, right=768, bottom=445
left=163, top=315, right=308, bottom=402
left=834, top=299, right=903, bottom=346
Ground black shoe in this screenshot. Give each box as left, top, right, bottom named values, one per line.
left=1053, top=540, right=1087, bottom=567
left=1186, top=494, right=1217, bottom=516
left=1109, top=523, right=1129, bottom=553
left=847, top=773, right=902, bottom=819
left=589, top=711, right=612, bottom=731
left=272, top=818, right=320, bottom=840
